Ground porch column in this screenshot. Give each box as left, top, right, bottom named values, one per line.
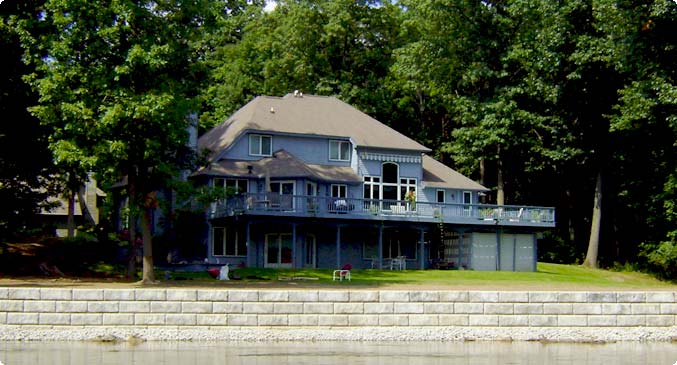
left=378, top=225, right=384, bottom=269
left=458, top=228, right=465, bottom=268
left=292, top=223, right=297, bottom=269
left=335, top=225, right=342, bottom=269
left=496, top=228, right=502, bottom=271
left=419, top=229, right=425, bottom=270
left=246, top=221, right=254, bottom=268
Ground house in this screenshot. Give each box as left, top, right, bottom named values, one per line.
left=39, top=173, right=106, bottom=237
left=194, top=93, right=555, bottom=271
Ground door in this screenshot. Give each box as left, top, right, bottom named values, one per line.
left=265, top=233, right=293, bottom=268
left=269, top=181, right=295, bottom=210
left=463, top=191, right=472, bottom=216
left=306, top=182, right=317, bottom=212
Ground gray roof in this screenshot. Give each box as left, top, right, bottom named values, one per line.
left=422, top=155, right=488, bottom=191
left=199, top=94, right=431, bottom=161
left=195, top=150, right=362, bottom=184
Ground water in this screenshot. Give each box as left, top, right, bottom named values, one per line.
left=1, top=341, right=676, bottom=365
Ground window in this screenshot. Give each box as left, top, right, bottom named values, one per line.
left=329, top=140, right=351, bottom=161
left=382, top=163, right=399, bottom=201
left=363, top=176, right=381, bottom=200
left=249, top=134, right=272, bottom=156
left=436, top=190, right=445, bottom=203
left=331, top=184, right=347, bottom=198
left=463, top=191, right=472, bottom=204
left=399, top=178, right=417, bottom=204
left=214, top=178, right=248, bottom=194
left=382, top=163, right=398, bottom=183
left=212, top=226, right=247, bottom=257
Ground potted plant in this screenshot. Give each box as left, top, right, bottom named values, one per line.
left=405, top=190, right=416, bottom=211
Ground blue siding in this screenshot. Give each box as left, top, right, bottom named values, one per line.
left=222, top=132, right=353, bottom=166
left=422, top=188, right=481, bottom=205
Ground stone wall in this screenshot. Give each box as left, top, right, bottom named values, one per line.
left=1, top=288, right=675, bottom=328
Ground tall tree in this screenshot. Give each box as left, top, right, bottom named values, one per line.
left=25, top=0, right=212, bottom=283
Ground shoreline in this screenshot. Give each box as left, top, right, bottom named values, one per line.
left=1, top=326, right=676, bottom=343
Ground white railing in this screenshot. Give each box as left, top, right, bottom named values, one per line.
left=212, top=193, right=555, bottom=226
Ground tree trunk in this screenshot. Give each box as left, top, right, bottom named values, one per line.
left=140, top=206, right=155, bottom=283
left=582, top=172, right=602, bottom=268
left=479, top=158, right=486, bottom=204
left=126, top=210, right=137, bottom=279
left=126, top=174, right=138, bottom=280
left=76, top=187, right=95, bottom=226
left=66, top=191, right=75, bottom=238
left=496, top=146, right=505, bottom=206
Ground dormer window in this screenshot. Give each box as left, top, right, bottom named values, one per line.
left=249, top=134, right=272, bottom=156
left=329, top=140, right=351, bottom=161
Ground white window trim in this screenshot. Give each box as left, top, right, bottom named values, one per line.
left=363, top=176, right=381, bottom=200
left=249, top=134, right=272, bottom=156
left=463, top=191, right=472, bottom=204
left=436, top=189, right=446, bottom=203
left=331, top=184, right=348, bottom=198
left=329, top=140, right=351, bottom=162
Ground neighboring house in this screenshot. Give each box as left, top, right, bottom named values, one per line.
left=39, top=173, right=106, bottom=237
left=194, top=93, right=555, bottom=271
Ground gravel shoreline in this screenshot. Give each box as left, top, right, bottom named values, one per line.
left=1, top=326, right=676, bottom=343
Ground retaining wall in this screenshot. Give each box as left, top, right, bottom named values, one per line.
left=1, top=288, right=676, bottom=329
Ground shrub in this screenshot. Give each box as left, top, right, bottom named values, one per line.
left=640, top=236, right=677, bottom=280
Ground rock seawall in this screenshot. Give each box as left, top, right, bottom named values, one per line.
left=1, top=288, right=675, bottom=342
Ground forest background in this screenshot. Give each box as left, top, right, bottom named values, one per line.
left=1, top=0, right=676, bottom=280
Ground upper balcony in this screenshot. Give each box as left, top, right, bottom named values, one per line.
left=211, top=193, right=555, bottom=228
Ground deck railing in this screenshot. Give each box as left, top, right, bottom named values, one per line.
left=211, top=193, right=555, bottom=227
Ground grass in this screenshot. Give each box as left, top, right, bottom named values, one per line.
left=159, top=263, right=676, bottom=290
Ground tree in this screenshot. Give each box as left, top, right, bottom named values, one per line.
left=201, top=0, right=403, bottom=130
left=0, top=0, right=59, bottom=241
left=25, top=0, right=212, bottom=283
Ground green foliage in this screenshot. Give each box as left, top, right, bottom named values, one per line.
left=0, top=0, right=60, bottom=240
left=640, top=239, right=677, bottom=280
left=200, top=0, right=403, bottom=131
left=4, top=0, right=677, bottom=279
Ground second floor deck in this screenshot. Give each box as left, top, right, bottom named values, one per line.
left=211, top=193, right=556, bottom=228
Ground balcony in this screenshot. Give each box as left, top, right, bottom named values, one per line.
left=211, top=193, right=555, bottom=228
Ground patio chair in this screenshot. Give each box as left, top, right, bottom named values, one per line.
left=370, top=256, right=379, bottom=269
left=333, top=264, right=352, bottom=281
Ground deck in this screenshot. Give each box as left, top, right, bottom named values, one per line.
left=210, top=194, right=555, bottom=228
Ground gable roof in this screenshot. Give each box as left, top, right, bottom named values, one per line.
left=422, top=155, right=488, bottom=191
left=199, top=94, right=431, bottom=161
left=194, top=149, right=362, bottom=184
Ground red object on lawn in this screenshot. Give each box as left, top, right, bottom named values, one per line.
left=207, top=268, right=220, bottom=278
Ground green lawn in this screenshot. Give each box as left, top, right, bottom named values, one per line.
left=166, top=263, right=676, bottom=290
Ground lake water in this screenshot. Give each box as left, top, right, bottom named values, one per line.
left=1, top=341, right=676, bottom=365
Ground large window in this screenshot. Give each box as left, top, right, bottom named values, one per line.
left=249, top=134, right=272, bottom=156
left=329, top=140, right=351, bottom=161
left=362, top=230, right=418, bottom=260
left=212, top=226, right=247, bottom=257
left=214, top=178, right=248, bottom=194
left=362, top=163, right=418, bottom=208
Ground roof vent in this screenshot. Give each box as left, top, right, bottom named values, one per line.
left=293, top=90, right=303, bottom=98
left=270, top=107, right=275, bottom=113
